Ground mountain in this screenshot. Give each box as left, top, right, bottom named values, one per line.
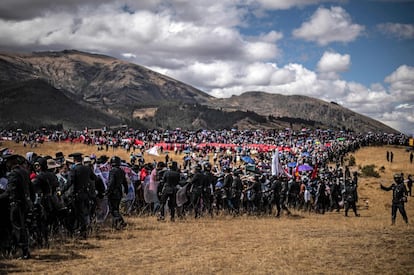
left=0, top=50, right=399, bottom=133
left=0, top=79, right=121, bottom=129
left=209, top=92, right=396, bottom=133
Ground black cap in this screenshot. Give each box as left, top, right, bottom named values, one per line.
left=68, top=152, right=83, bottom=162
left=55, top=152, right=64, bottom=159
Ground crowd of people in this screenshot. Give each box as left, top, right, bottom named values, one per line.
left=0, top=128, right=411, bottom=259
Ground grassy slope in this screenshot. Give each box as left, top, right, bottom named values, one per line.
left=1, top=141, right=413, bottom=274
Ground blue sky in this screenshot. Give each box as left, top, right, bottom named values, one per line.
left=0, top=0, right=413, bottom=134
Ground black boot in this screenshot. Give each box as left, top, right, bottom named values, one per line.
left=21, top=248, right=31, bottom=260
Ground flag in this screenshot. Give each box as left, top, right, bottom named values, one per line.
left=146, top=146, right=159, bottom=156
left=271, top=150, right=279, bottom=176
left=143, top=175, right=152, bottom=203
left=294, top=155, right=302, bottom=178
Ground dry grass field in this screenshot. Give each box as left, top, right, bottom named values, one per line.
left=1, top=141, right=414, bottom=274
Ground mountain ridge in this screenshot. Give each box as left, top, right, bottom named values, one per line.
left=0, top=50, right=399, bottom=133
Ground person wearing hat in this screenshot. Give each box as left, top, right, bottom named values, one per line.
left=107, top=156, right=128, bottom=229
left=202, top=162, right=215, bottom=218
left=222, top=167, right=235, bottom=213
left=0, top=154, right=33, bottom=259
left=244, top=174, right=262, bottom=215
left=158, top=161, right=180, bottom=221
left=83, top=156, right=98, bottom=220
left=230, top=169, right=243, bottom=216
left=55, top=152, right=65, bottom=165
left=31, top=157, right=60, bottom=247
left=65, top=152, right=92, bottom=238
left=214, top=173, right=225, bottom=214
left=190, top=164, right=204, bottom=219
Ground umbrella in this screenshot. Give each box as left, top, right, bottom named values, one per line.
left=287, top=162, right=297, bottom=168
left=301, top=152, right=310, bottom=157
left=298, top=164, right=313, bottom=172
left=241, top=155, right=255, bottom=164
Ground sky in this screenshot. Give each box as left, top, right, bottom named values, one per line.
left=0, top=0, right=413, bottom=135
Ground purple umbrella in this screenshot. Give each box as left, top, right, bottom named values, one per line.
left=298, top=164, right=313, bottom=172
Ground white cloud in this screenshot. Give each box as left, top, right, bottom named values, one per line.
left=385, top=65, right=414, bottom=83
left=254, top=0, right=333, bottom=10
left=122, top=53, right=136, bottom=59
left=0, top=0, right=412, bottom=134
left=292, top=6, right=364, bottom=45
left=317, top=51, right=350, bottom=73
left=385, top=65, right=414, bottom=99
left=378, top=23, right=414, bottom=39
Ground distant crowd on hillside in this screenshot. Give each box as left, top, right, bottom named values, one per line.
left=0, top=127, right=409, bottom=153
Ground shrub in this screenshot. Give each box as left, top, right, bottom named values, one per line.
left=361, top=164, right=380, bottom=178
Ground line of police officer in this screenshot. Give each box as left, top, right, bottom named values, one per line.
left=0, top=152, right=128, bottom=259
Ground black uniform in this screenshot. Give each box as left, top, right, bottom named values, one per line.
left=107, top=165, right=128, bottom=229
left=0, top=160, right=33, bottom=259
left=190, top=168, right=204, bottom=218
left=231, top=173, right=243, bottom=215
left=223, top=171, right=235, bottom=212
left=32, top=168, right=60, bottom=247
left=270, top=177, right=282, bottom=217
left=202, top=168, right=215, bottom=217
left=279, top=177, right=291, bottom=216
left=344, top=181, right=360, bottom=217
left=159, top=167, right=179, bottom=221
left=381, top=174, right=408, bottom=225
left=66, top=162, right=92, bottom=237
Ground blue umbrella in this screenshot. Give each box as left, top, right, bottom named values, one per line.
left=298, top=164, right=313, bottom=172
left=287, top=162, right=297, bottom=168
left=241, top=155, right=255, bottom=164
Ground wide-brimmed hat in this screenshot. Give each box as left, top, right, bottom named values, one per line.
left=97, top=155, right=109, bottom=164
left=47, top=159, right=61, bottom=169
left=68, top=152, right=83, bottom=162
left=83, top=156, right=92, bottom=164
left=65, top=157, right=74, bottom=164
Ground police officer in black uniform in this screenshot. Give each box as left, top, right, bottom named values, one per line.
left=344, top=179, right=360, bottom=217
left=270, top=176, right=282, bottom=217
left=159, top=161, right=180, bottom=221
left=279, top=175, right=291, bottom=217
left=244, top=175, right=262, bottom=215
left=223, top=167, right=235, bottom=213
left=381, top=173, right=408, bottom=225
left=231, top=169, right=243, bottom=215
left=202, top=162, right=215, bottom=217
left=65, top=153, right=92, bottom=238
left=0, top=154, right=33, bottom=259
left=31, top=157, right=60, bottom=247
left=107, top=156, right=128, bottom=229
left=190, top=164, right=204, bottom=218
